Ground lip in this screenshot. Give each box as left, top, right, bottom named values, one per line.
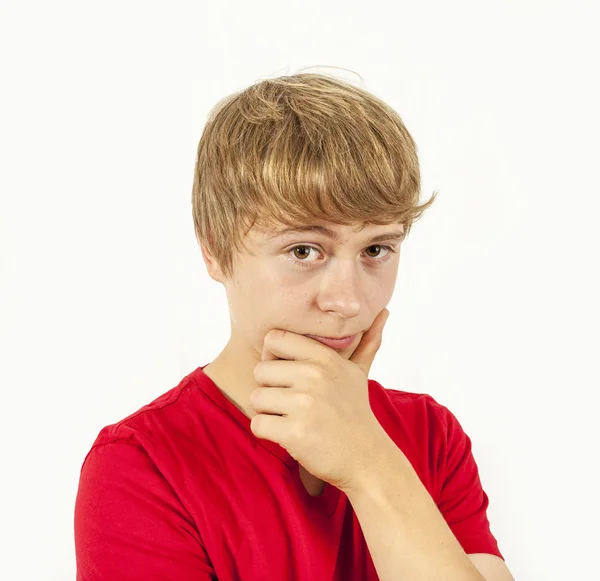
left=305, top=334, right=357, bottom=349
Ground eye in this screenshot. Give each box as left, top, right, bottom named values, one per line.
left=286, top=244, right=397, bottom=268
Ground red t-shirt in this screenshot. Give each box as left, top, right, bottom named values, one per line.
left=74, top=364, right=503, bottom=580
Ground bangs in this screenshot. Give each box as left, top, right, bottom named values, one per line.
left=193, top=73, right=437, bottom=277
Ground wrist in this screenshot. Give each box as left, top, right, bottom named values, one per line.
left=342, top=422, right=400, bottom=497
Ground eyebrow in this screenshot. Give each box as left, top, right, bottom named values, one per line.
left=271, top=225, right=406, bottom=243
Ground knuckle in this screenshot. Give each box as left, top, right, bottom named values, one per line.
left=297, top=392, right=313, bottom=409
left=310, top=364, right=327, bottom=381
left=293, top=422, right=306, bottom=441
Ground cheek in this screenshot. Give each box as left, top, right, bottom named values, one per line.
left=377, top=276, right=397, bottom=303
left=374, top=261, right=399, bottom=299
left=259, top=267, right=309, bottom=298
left=231, top=268, right=307, bottom=321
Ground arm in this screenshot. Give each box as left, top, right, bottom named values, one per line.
left=345, top=426, right=515, bottom=581
left=74, top=437, right=216, bottom=580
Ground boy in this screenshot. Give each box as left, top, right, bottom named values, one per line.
left=74, top=73, right=514, bottom=580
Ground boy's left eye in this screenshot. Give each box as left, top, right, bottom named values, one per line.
left=286, top=244, right=397, bottom=268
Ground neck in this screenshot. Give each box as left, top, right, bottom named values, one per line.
left=203, top=339, right=262, bottom=420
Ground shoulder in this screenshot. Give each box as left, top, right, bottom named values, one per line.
left=368, top=378, right=457, bottom=437
left=77, top=372, right=206, bottom=524
left=367, top=378, right=472, bottom=495
left=74, top=381, right=214, bottom=579
left=84, top=372, right=201, bottom=460
left=369, top=379, right=504, bottom=559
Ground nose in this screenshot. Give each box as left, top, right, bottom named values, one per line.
left=315, top=260, right=362, bottom=318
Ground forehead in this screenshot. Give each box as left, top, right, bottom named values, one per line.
left=252, top=220, right=405, bottom=242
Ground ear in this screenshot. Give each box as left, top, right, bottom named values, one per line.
left=200, top=244, right=225, bottom=284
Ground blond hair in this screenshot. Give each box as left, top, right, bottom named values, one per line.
left=192, top=72, right=438, bottom=279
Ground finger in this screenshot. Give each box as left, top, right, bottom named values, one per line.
left=261, top=329, right=330, bottom=362
left=254, top=360, right=311, bottom=388
left=250, top=387, right=291, bottom=415
left=250, top=412, right=286, bottom=443
left=349, top=308, right=389, bottom=376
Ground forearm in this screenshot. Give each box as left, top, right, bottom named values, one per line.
left=345, top=430, right=485, bottom=581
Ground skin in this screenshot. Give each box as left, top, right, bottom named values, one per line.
left=249, top=306, right=391, bottom=493
left=200, top=220, right=516, bottom=580
left=200, top=219, right=404, bottom=424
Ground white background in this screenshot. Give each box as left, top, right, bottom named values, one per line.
left=1, top=1, right=598, bottom=579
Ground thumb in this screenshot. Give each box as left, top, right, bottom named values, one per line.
left=349, top=308, right=389, bottom=377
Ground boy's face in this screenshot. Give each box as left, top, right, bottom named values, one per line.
left=202, top=220, right=404, bottom=363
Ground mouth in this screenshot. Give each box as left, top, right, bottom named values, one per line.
left=305, top=334, right=358, bottom=349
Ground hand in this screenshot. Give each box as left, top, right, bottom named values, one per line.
left=249, top=308, right=390, bottom=494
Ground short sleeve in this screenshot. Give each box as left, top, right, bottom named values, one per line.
left=74, top=437, right=216, bottom=580
left=433, top=402, right=504, bottom=560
